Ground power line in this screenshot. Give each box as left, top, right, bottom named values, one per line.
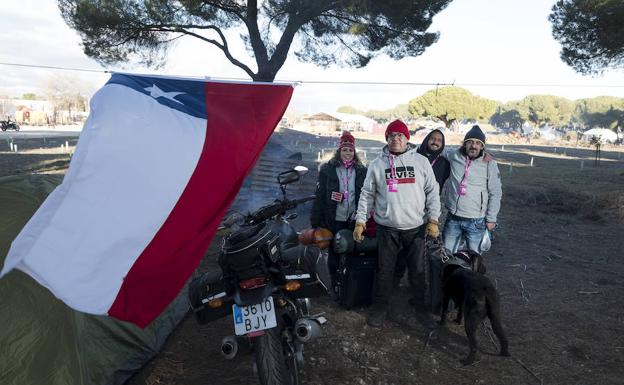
left=0, top=62, right=110, bottom=74
left=1, top=61, right=623, bottom=88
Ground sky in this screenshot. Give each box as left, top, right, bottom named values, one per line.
left=1, top=0, right=623, bottom=114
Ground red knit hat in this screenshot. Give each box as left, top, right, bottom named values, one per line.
left=339, top=131, right=356, bottom=149
left=385, top=119, right=410, bottom=140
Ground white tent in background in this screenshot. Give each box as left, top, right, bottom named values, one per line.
left=520, top=122, right=534, bottom=135
left=581, top=128, right=618, bottom=143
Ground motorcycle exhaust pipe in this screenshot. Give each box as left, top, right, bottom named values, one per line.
left=220, top=336, right=238, bottom=359
left=294, top=318, right=322, bottom=343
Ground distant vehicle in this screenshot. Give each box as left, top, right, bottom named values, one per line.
left=1, top=119, right=20, bottom=131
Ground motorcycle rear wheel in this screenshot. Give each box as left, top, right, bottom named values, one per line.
left=254, top=326, right=298, bottom=385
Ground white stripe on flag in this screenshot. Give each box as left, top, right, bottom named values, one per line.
left=1, top=83, right=206, bottom=314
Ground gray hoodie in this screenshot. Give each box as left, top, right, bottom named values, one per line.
left=355, top=143, right=441, bottom=230
left=444, top=148, right=502, bottom=222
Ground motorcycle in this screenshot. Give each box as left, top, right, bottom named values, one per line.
left=189, top=166, right=332, bottom=385
left=0, top=119, right=20, bottom=131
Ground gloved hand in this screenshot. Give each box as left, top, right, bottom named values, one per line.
left=353, top=222, right=366, bottom=242
left=425, top=219, right=440, bottom=238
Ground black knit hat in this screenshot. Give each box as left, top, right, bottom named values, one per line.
left=463, top=125, right=486, bottom=145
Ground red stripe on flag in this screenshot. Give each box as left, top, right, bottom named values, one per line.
left=108, top=82, right=293, bottom=327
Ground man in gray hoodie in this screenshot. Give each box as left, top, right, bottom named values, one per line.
left=443, top=125, right=502, bottom=253
left=353, top=119, right=441, bottom=327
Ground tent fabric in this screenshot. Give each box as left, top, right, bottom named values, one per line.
left=581, top=128, right=618, bottom=143
left=0, top=174, right=188, bottom=385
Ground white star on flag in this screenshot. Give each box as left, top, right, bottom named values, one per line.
left=144, top=85, right=184, bottom=104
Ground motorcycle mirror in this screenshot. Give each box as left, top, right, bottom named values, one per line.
left=277, top=169, right=300, bottom=185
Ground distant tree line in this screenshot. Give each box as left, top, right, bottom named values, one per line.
left=492, top=95, right=624, bottom=132
left=338, top=86, right=624, bottom=132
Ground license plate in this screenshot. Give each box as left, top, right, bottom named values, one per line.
left=232, top=297, right=277, bottom=336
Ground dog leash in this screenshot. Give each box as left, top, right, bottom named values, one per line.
left=426, top=235, right=450, bottom=263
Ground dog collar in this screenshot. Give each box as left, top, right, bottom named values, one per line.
left=445, top=251, right=472, bottom=269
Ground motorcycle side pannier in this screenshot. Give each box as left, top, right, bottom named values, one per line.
left=281, top=244, right=329, bottom=299
left=188, top=271, right=232, bottom=324
left=337, top=255, right=376, bottom=309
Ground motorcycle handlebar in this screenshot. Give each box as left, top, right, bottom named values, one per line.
left=286, top=195, right=316, bottom=208
left=247, top=195, right=316, bottom=224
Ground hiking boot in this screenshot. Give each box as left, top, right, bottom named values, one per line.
left=366, top=308, right=387, bottom=327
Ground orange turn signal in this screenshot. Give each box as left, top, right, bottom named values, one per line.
left=208, top=299, right=223, bottom=308
left=284, top=281, right=301, bottom=292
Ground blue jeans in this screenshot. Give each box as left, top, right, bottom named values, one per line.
left=443, top=216, right=486, bottom=253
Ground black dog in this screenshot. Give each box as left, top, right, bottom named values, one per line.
left=438, top=254, right=509, bottom=365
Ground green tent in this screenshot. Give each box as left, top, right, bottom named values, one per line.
left=0, top=174, right=188, bottom=385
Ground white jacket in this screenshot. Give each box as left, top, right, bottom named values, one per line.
left=355, top=144, right=440, bottom=230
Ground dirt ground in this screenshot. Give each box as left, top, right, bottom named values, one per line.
left=2, top=130, right=624, bottom=385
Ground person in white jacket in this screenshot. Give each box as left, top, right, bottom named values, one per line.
left=353, top=119, right=441, bottom=327
left=443, top=125, right=502, bottom=254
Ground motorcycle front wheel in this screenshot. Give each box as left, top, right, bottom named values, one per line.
left=254, top=326, right=298, bottom=385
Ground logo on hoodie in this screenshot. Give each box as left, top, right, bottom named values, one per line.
left=384, top=166, right=416, bottom=184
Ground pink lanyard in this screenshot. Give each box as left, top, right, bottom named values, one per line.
left=460, top=157, right=472, bottom=187
left=431, top=156, right=439, bottom=167
left=388, top=155, right=397, bottom=179
left=341, top=166, right=352, bottom=193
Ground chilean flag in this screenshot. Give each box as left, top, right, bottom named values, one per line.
left=0, top=73, right=294, bottom=328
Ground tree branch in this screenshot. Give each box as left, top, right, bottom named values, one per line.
left=152, top=25, right=255, bottom=78
left=245, top=0, right=269, bottom=69
left=263, top=3, right=339, bottom=79
left=200, top=0, right=245, bottom=17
